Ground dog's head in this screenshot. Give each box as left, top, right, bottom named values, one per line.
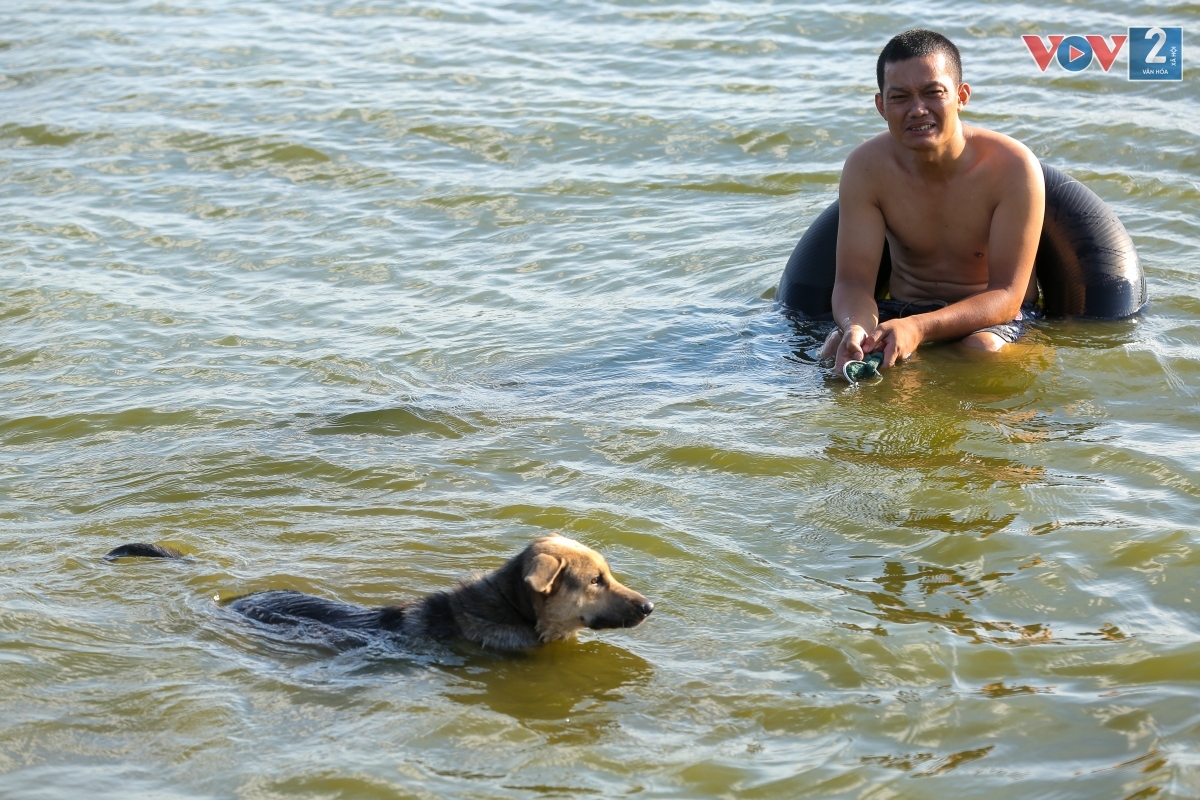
left=520, top=533, right=654, bottom=643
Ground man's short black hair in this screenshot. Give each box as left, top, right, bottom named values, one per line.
left=876, top=29, right=962, bottom=92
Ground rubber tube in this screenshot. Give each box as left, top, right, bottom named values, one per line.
left=777, top=163, right=1146, bottom=320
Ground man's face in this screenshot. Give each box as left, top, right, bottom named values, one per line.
left=874, top=53, right=970, bottom=152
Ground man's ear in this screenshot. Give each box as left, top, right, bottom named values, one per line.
left=957, top=82, right=971, bottom=108
left=524, top=553, right=565, bottom=595
left=875, top=92, right=884, bottom=118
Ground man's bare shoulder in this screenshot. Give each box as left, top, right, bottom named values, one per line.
left=840, top=133, right=898, bottom=196
left=843, top=133, right=896, bottom=172
left=963, top=125, right=1041, bottom=175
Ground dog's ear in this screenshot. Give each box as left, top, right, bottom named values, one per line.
left=524, top=553, right=565, bottom=595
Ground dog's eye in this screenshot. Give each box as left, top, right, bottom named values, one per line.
left=590, top=575, right=604, bottom=587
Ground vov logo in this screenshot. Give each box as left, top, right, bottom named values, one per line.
left=1022, top=34, right=1126, bottom=73
left=1023, top=28, right=1183, bottom=81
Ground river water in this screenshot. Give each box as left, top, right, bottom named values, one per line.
left=2, top=1, right=1198, bottom=798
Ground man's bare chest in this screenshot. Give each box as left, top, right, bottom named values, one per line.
left=876, top=177, right=998, bottom=260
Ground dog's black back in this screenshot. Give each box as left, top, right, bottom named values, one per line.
left=226, top=591, right=409, bottom=633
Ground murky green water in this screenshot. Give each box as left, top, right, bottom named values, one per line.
left=3, top=1, right=1199, bottom=797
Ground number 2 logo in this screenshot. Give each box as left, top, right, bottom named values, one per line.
left=1128, top=26, right=1182, bottom=81
left=1144, top=27, right=1168, bottom=64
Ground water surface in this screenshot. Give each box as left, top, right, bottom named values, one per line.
left=2, top=1, right=1199, bottom=797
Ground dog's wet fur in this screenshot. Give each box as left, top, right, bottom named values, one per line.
left=104, top=543, right=184, bottom=560
left=105, top=534, right=653, bottom=650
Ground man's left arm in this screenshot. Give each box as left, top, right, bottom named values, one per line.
left=869, top=152, right=1045, bottom=366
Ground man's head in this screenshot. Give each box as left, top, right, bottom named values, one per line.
left=874, top=30, right=970, bottom=153
left=876, top=29, right=962, bottom=93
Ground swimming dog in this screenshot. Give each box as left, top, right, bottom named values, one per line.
left=105, top=533, right=654, bottom=650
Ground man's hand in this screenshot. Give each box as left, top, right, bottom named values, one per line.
left=867, top=316, right=923, bottom=368
left=834, top=324, right=871, bottom=372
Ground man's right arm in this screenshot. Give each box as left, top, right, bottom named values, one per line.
left=831, top=147, right=888, bottom=370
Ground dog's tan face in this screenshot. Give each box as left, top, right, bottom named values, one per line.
left=522, top=534, right=654, bottom=643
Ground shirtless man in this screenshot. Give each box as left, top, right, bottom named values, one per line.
left=823, top=29, right=1045, bottom=372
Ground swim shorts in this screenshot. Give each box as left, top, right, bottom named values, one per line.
left=875, top=299, right=1042, bottom=344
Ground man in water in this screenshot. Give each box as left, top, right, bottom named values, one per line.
left=823, top=29, right=1044, bottom=372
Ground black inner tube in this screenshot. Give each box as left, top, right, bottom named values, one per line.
left=777, top=163, right=1146, bottom=320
